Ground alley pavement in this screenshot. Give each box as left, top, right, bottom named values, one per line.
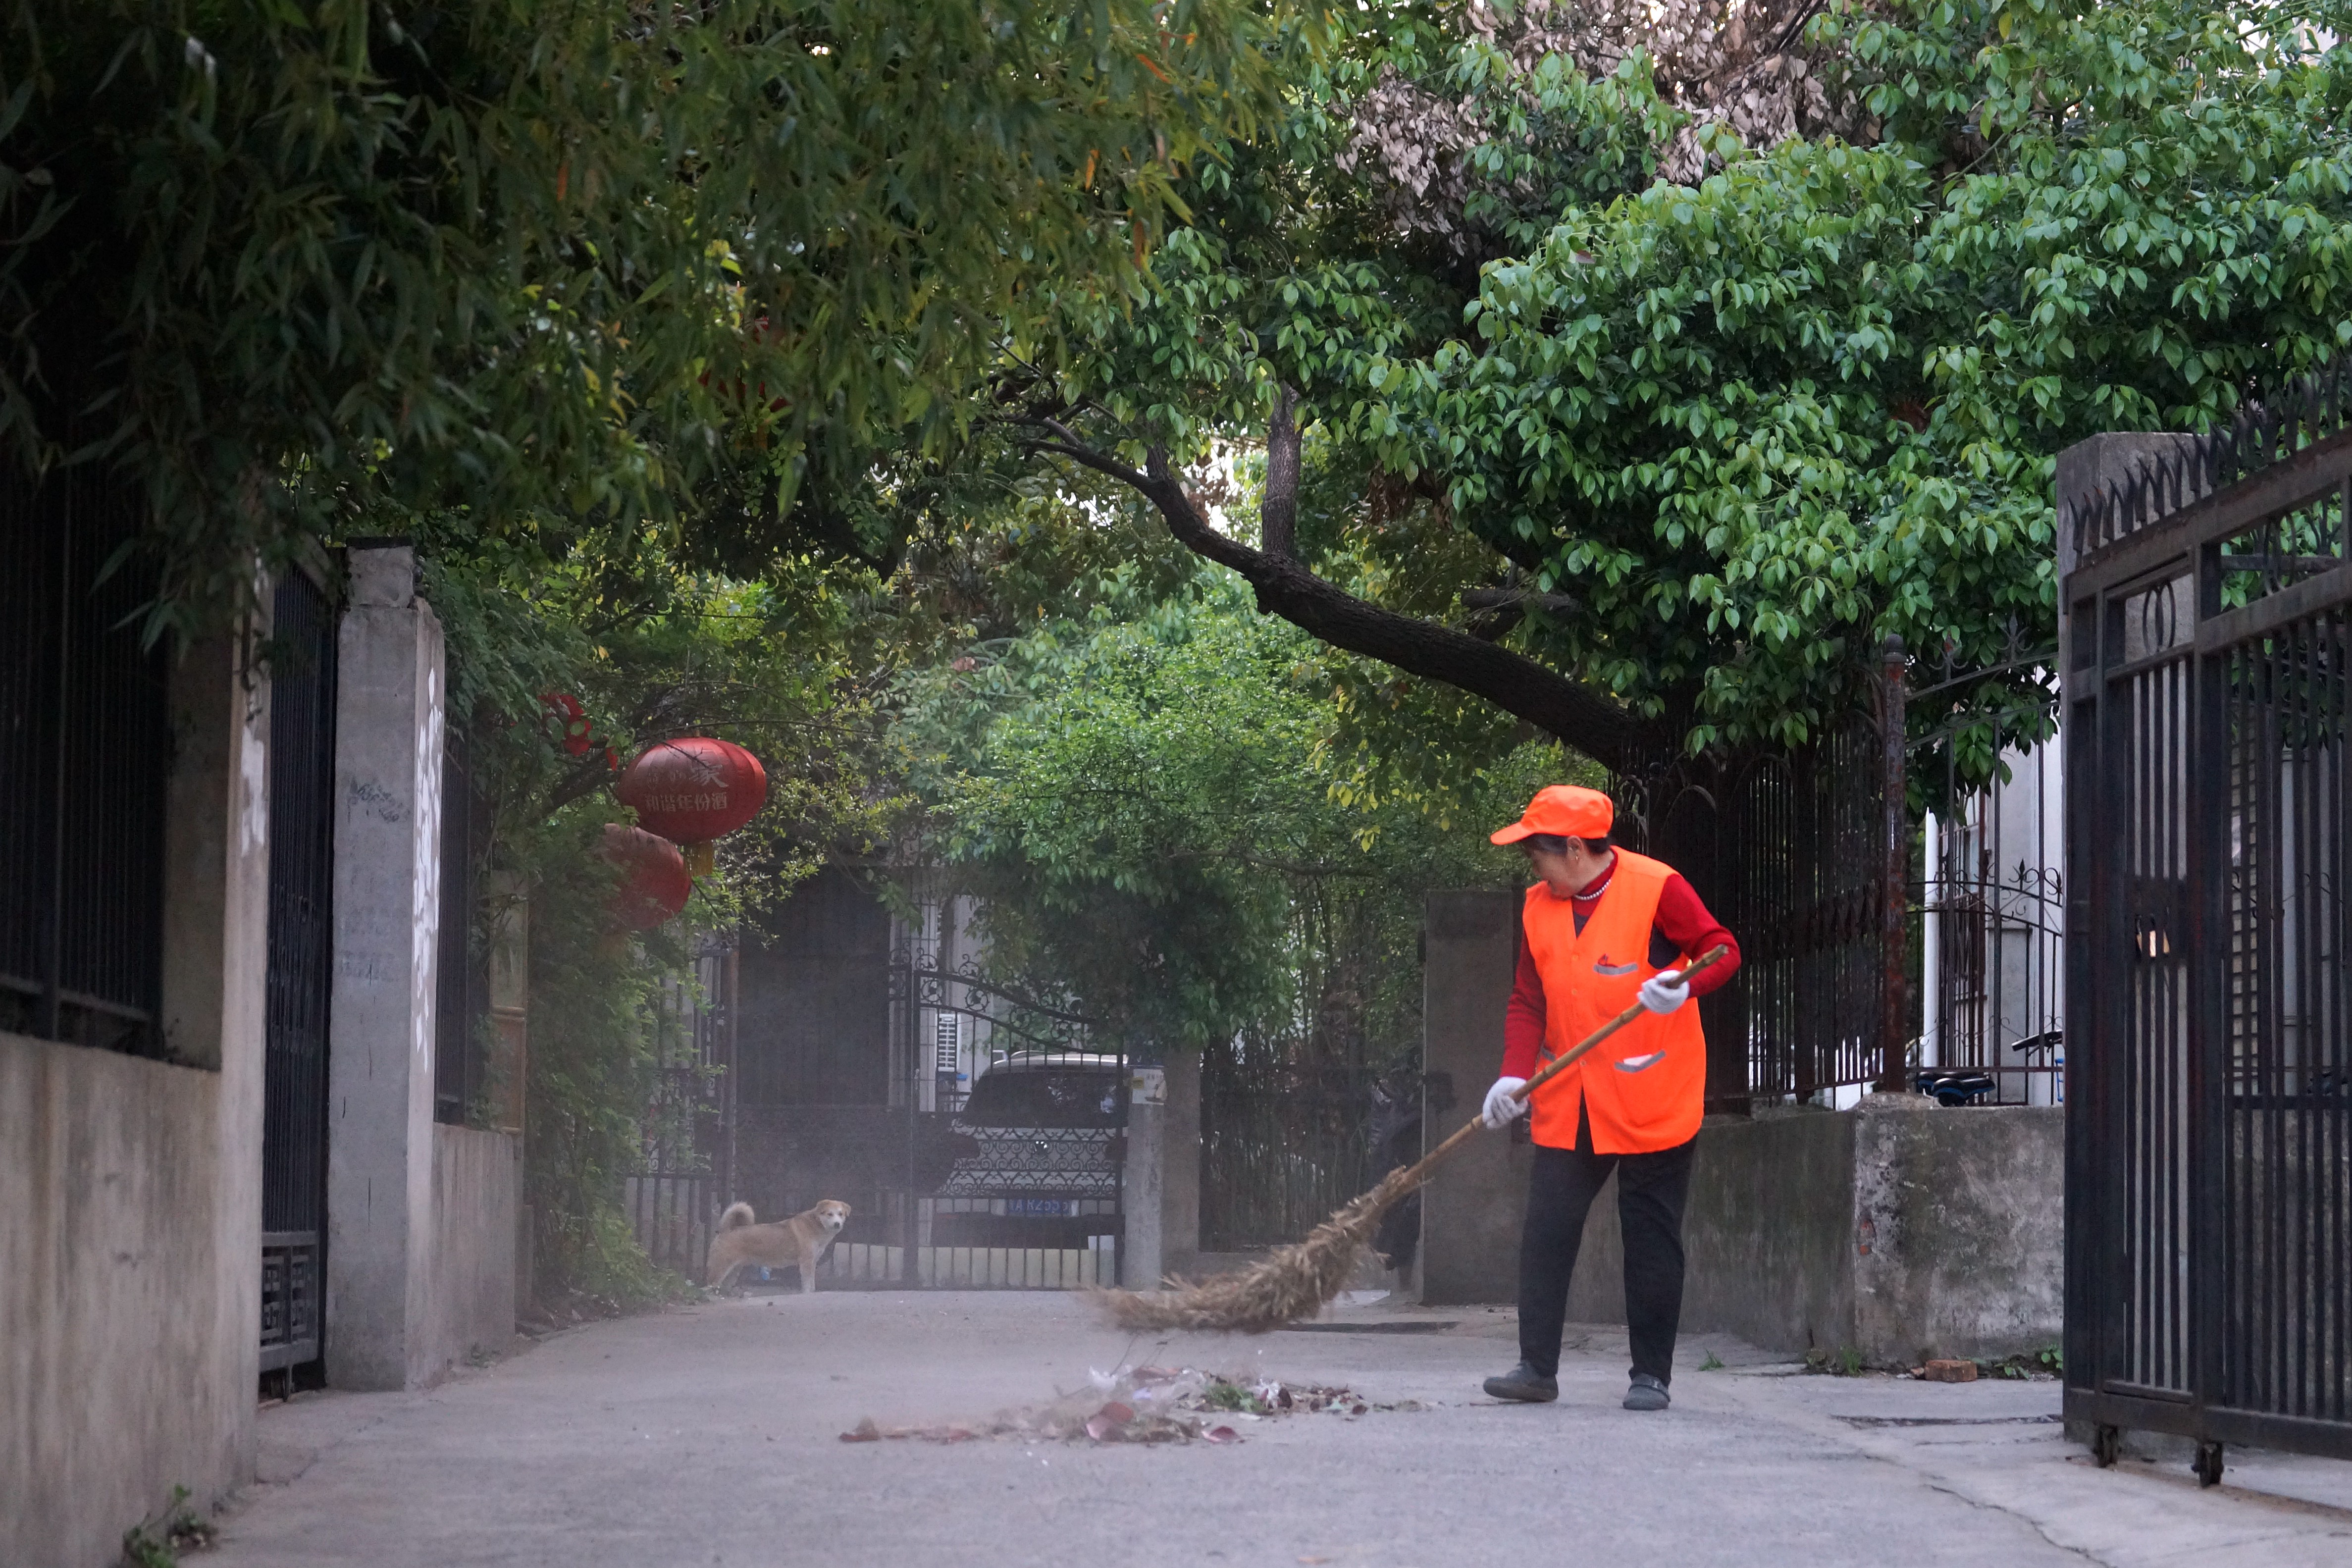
left=208, top=1292, right=2352, bottom=1568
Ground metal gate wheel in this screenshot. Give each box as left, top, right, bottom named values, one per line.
left=2089, top=1424, right=2120, bottom=1468
left=2194, top=1441, right=2225, bottom=1489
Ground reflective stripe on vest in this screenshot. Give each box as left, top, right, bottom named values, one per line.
left=1521, top=849, right=1707, bottom=1154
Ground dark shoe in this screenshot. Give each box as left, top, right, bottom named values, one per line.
left=1623, top=1372, right=1670, bottom=1411
left=1483, top=1362, right=1560, bottom=1403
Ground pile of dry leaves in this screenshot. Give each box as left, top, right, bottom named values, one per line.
left=839, top=1366, right=1409, bottom=1447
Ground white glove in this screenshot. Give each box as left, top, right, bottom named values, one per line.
left=1481, top=1077, right=1530, bottom=1129
left=1638, top=969, right=1690, bottom=1014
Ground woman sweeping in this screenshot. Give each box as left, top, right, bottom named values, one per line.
left=1090, top=786, right=1734, bottom=1340
left=1479, top=784, right=1741, bottom=1412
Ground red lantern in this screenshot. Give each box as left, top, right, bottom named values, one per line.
left=616, top=738, right=768, bottom=871
left=600, top=824, right=691, bottom=929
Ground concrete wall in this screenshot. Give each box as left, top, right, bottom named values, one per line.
left=421, top=1126, right=523, bottom=1375
left=1852, top=1102, right=2065, bottom=1363
left=1419, top=890, right=2066, bottom=1366
left=1419, top=891, right=1532, bottom=1305
left=1692, top=1112, right=1859, bottom=1354
left=0, top=1042, right=242, bottom=1567
left=1, top=634, right=271, bottom=1568
left=1565, top=1109, right=1860, bottom=1354
left=1554, top=1102, right=2062, bottom=1364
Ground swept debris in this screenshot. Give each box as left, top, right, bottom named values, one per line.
left=838, top=1366, right=1415, bottom=1446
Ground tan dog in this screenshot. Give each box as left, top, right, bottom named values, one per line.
left=705, top=1200, right=850, bottom=1294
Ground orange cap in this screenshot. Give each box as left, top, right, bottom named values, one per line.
left=1490, top=784, right=1614, bottom=846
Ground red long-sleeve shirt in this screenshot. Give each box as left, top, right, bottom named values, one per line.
left=1499, top=857, right=1741, bottom=1080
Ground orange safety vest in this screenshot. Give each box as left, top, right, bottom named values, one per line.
left=1522, top=849, right=1707, bottom=1154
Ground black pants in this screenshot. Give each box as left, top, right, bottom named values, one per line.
left=1517, top=1113, right=1698, bottom=1385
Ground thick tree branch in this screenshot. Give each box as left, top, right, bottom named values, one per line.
left=1015, top=419, right=1643, bottom=761
left=1262, top=385, right=1301, bottom=558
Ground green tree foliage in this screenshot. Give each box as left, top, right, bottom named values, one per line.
left=423, top=531, right=897, bottom=1299
left=428, top=531, right=899, bottom=888
left=897, top=566, right=1568, bottom=1060
left=0, top=0, right=1298, bottom=625
left=1018, top=0, right=2352, bottom=786
left=510, top=836, right=692, bottom=1306
left=1395, top=0, right=2352, bottom=761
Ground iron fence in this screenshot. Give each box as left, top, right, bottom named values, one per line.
left=1922, top=747, right=2065, bottom=1106
left=434, top=725, right=490, bottom=1125
left=1201, top=1054, right=1392, bottom=1252
left=2063, top=359, right=2352, bottom=1478
left=260, top=567, right=338, bottom=1377
left=1618, top=676, right=1911, bottom=1110
left=0, top=466, right=170, bottom=1054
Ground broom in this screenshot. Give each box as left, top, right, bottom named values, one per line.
left=1091, top=945, right=1731, bottom=1333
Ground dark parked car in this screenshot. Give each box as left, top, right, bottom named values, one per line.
left=923, top=1052, right=1124, bottom=1248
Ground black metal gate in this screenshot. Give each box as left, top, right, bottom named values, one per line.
left=831, top=944, right=1125, bottom=1288
left=727, top=872, right=1126, bottom=1287
left=261, top=567, right=338, bottom=1378
left=627, top=941, right=739, bottom=1276
left=2063, top=367, right=2352, bottom=1476
left=702, top=875, right=1126, bottom=1288
left=1615, top=670, right=1912, bottom=1112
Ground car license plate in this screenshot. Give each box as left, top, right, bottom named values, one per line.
left=1004, top=1199, right=1073, bottom=1217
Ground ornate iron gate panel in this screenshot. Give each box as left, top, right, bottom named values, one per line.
left=724, top=874, right=1123, bottom=1288
left=2063, top=370, right=2352, bottom=1474
left=261, top=567, right=338, bottom=1376
left=858, top=944, right=1126, bottom=1288
left=1922, top=738, right=2065, bottom=1106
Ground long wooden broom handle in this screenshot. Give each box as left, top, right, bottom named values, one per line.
left=1390, top=945, right=1732, bottom=1191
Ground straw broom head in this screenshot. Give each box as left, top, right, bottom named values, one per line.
left=1087, top=1161, right=1425, bottom=1335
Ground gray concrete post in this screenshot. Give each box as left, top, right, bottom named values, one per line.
left=1122, top=1065, right=1167, bottom=1288
left=1159, top=1051, right=1201, bottom=1281
left=1114, top=1055, right=1201, bottom=1288
left=1419, top=890, right=1530, bottom=1304
left=2053, top=432, right=2193, bottom=657
left=326, top=543, right=446, bottom=1390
